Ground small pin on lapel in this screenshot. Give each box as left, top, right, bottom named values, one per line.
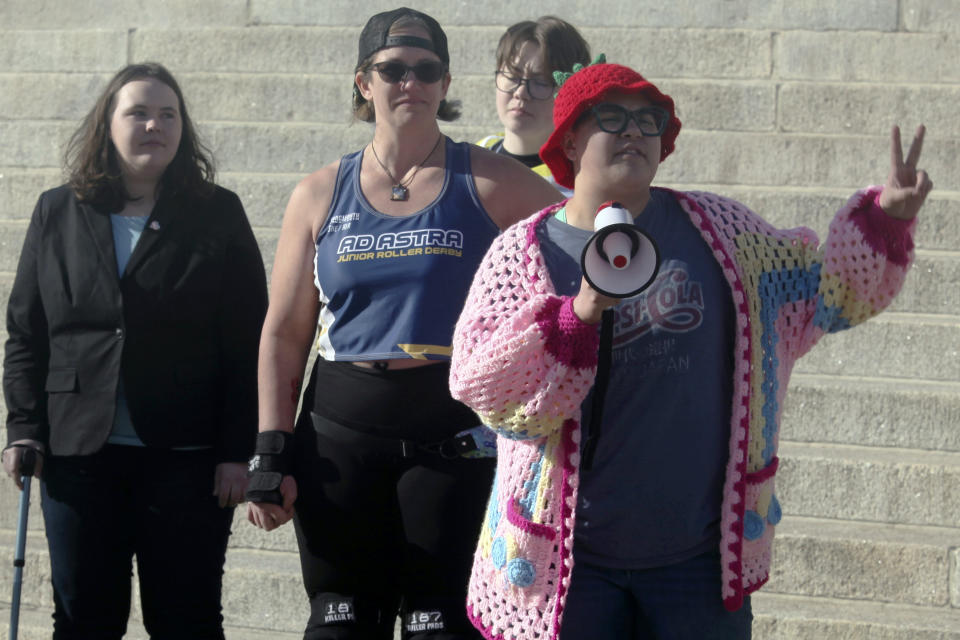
left=149, top=221, right=161, bottom=231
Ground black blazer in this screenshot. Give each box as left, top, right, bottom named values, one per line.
left=3, top=184, right=268, bottom=461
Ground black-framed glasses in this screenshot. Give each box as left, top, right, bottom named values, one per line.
left=590, top=103, right=670, bottom=136
left=494, top=71, right=555, bottom=100
left=371, top=60, right=446, bottom=84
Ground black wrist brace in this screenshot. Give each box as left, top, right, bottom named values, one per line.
left=245, top=430, right=294, bottom=505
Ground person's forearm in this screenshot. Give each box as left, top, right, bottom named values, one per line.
left=257, top=332, right=311, bottom=434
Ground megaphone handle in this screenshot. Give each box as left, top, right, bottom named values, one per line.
left=582, top=309, right=614, bottom=472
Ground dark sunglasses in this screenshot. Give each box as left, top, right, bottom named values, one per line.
left=371, top=60, right=446, bottom=84
left=590, top=103, right=670, bottom=136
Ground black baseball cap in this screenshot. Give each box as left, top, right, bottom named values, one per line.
left=356, top=7, right=450, bottom=70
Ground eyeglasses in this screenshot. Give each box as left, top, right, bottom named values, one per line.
left=590, top=103, right=670, bottom=136
left=371, top=60, right=446, bottom=84
left=494, top=71, right=555, bottom=100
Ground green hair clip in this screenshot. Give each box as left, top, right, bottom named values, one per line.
left=552, top=53, right=607, bottom=90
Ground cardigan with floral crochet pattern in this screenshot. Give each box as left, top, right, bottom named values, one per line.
left=449, top=186, right=915, bottom=640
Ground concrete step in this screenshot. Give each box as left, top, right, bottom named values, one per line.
left=4, top=521, right=958, bottom=636
left=4, top=173, right=958, bottom=254
left=665, top=78, right=960, bottom=138
left=10, top=229, right=952, bottom=319
left=768, top=516, right=960, bottom=608
left=0, top=121, right=74, bottom=170
left=4, top=117, right=958, bottom=191
left=0, top=72, right=388, bottom=126
left=0, top=29, right=127, bottom=73
left=1, top=242, right=952, bottom=317
left=0, top=170, right=302, bottom=229
left=0, top=602, right=57, bottom=640
left=0, top=169, right=61, bottom=222
left=0, top=73, right=113, bottom=122
left=0, top=0, right=249, bottom=30
left=793, top=313, right=960, bottom=383
left=0, top=530, right=308, bottom=635
left=752, top=592, right=960, bottom=640
left=5, top=592, right=960, bottom=639
left=252, top=227, right=280, bottom=277
left=115, top=23, right=960, bottom=83
left=773, top=28, right=960, bottom=83
left=0, top=484, right=302, bottom=549
left=218, top=173, right=299, bottom=228
left=773, top=81, right=960, bottom=138
left=4, top=426, right=956, bottom=535
left=221, top=547, right=307, bottom=633
left=0, top=603, right=303, bottom=640
left=0, top=313, right=950, bottom=388
left=657, top=131, right=959, bottom=192
left=0, top=536, right=407, bottom=638
left=7, top=0, right=934, bottom=33
left=776, top=441, right=960, bottom=527
left=1, top=431, right=957, bottom=626
left=227, top=508, right=299, bottom=554
left=244, top=1, right=904, bottom=31
left=0, top=531, right=53, bottom=611
left=677, top=187, right=960, bottom=254
left=0, top=222, right=279, bottom=282
left=124, top=25, right=777, bottom=79
left=0, top=483, right=42, bottom=533
left=1, top=228, right=956, bottom=381
left=17, top=72, right=960, bottom=142
left=892, top=250, right=960, bottom=315
left=782, top=375, right=960, bottom=451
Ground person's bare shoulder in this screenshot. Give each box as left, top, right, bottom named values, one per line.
left=285, top=160, right=342, bottom=239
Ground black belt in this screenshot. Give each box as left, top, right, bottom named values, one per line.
left=309, top=412, right=478, bottom=460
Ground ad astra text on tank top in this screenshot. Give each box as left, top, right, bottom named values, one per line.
left=314, top=138, right=499, bottom=362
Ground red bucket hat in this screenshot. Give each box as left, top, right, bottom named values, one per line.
left=540, top=62, right=682, bottom=189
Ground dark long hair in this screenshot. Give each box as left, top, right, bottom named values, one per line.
left=64, top=62, right=215, bottom=209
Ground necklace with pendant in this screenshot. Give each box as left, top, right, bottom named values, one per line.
left=370, top=134, right=443, bottom=201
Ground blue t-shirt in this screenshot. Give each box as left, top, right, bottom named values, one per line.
left=108, top=213, right=149, bottom=447
left=538, top=189, right=734, bottom=569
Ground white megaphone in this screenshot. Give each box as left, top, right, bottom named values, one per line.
left=580, top=201, right=660, bottom=298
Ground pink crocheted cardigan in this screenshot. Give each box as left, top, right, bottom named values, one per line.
left=449, top=187, right=915, bottom=640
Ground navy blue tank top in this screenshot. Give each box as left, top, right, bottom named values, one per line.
left=314, top=137, right=499, bottom=362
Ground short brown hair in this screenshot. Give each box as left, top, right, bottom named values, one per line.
left=65, top=62, right=214, bottom=210
left=496, top=16, right=591, bottom=80
left=352, top=14, right=461, bottom=123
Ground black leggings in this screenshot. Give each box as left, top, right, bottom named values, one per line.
left=292, top=359, right=493, bottom=640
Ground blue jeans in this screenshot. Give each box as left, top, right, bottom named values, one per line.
left=40, top=445, right=233, bottom=640
left=559, top=550, right=752, bottom=640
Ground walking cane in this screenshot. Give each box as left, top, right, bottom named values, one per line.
left=10, top=447, right=38, bottom=640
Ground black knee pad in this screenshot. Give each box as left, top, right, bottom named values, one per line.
left=400, top=597, right=475, bottom=640
left=305, top=593, right=395, bottom=640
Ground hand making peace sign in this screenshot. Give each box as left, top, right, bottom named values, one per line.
left=878, top=125, right=934, bottom=220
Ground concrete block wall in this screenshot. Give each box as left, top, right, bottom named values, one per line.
left=0, top=1, right=957, bottom=638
